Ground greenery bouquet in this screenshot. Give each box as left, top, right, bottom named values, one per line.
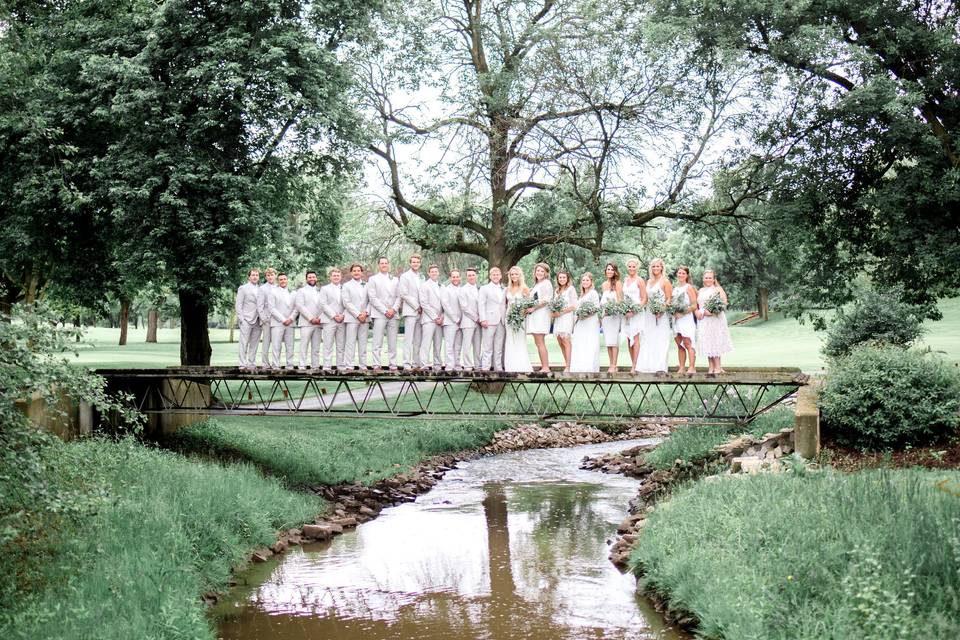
left=622, top=299, right=644, bottom=316
left=648, top=290, right=667, bottom=323
left=602, top=299, right=624, bottom=318
left=704, top=292, right=727, bottom=315
left=506, top=298, right=536, bottom=330
left=548, top=295, right=567, bottom=314
left=575, top=301, right=600, bottom=320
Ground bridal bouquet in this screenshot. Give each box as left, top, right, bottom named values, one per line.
left=622, top=299, right=644, bottom=316
left=548, top=295, right=566, bottom=314
left=575, top=301, right=600, bottom=320
left=704, top=292, right=727, bottom=315
left=601, top=299, right=624, bottom=318
left=506, top=298, right=536, bottom=330
left=648, top=290, right=667, bottom=322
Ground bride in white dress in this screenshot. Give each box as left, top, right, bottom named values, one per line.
left=569, top=273, right=601, bottom=373
left=635, top=258, right=673, bottom=374
left=672, top=265, right=699, bottom=376
left=526, top=262, right=554, bottom=372
left=504, top=266, right=533, bottom=373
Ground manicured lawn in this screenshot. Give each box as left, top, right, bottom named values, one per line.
left=66, top=297, right=960, bottom=372
left=630, top=469, right=960, bottom=640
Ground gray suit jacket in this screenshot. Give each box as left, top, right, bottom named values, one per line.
left=341, top=279, right=368, bottom=324
left=398, top=269, right=422, bottom=317
left=319, top=283, right=344, bottom=323
left=269, top=286, right=297, bottom=327
left=235, top=282, right=260, bottom=325
left=256, top=282, right=276, bottom=325
left=419, top=279, right=443, bottom=324
left=459, top=283, right=480, bottom=328
left=367, top=272, right=400, bottom=319
left=295, top=285, right=322, bottom=327
left=441, top=283, right=462, bottom=326
left=478, top=282, right=506, bottom=326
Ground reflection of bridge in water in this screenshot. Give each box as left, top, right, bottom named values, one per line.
left=99, top=366, right=808, bottom=426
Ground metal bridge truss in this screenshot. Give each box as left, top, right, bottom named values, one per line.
left=100, top=367, right=808, bottom=425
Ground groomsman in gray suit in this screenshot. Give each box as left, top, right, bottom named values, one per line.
left=269, top=273, right=298, bottom=369
left=295, top=271, right=322, bottom=369
left=441, top=269, right=464, bottom=371
left=342, top=263, right=369, bottom=370
left=398, top=254, right=423, bottom=370
left=458, top=267, right=482, bottom=371
left=367, top=256, right=400, bottom=370
left=235, top=268, right=262, bottom=370
left=320, top=268, right=346, bottom=371
left=257, top=267, right=278, bottom=368
left=418, top=264, right=444, bottom=370
left=478, top=267, right=506, bottom=371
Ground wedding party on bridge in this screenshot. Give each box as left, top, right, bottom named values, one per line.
left=3, top=1, right=959, bottom=640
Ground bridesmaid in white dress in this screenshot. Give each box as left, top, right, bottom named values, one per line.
left=600, top=263, right=624, bottom=373
left=622, top=259, right=647, bottom=370
left=672, top=265, right=699, bottom=376
left=696, top=269, right=734, bottom=375
left=551, top=270, right=578, bottom=371
left=526, top=262, right=554, bottom=372
left=569, top=273, right=601, bottom=373
left=635, top=258, right=673, bottom=374
left=503, top=266, right=533, bottom=373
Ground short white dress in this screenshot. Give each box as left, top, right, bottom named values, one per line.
left=672, top=284, right=697, bottom=341
left=697, top=285, right=734, bottom=357
left=622, top=277, right=644, bottom=346
left=635, top=279, right=672, bottom=373
left=600, top=287, right=621, bottom=348
left=526, top=279, right=553, bottom=335
left=569, top=290, right=601, bottom=373
left=551, top=286, right=578, bottom=337
left=504, top=289, right=533, bottom=373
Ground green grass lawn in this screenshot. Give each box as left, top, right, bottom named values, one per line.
left=68, top=298, right=960, bottom=372
left=631, top=468, right=960, bottom=640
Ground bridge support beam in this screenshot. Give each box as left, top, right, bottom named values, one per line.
left=794, top=385, right=821, bottom=459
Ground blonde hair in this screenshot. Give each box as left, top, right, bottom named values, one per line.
left=703, top=269, right=720, bottom=285
left=534, top=262, right=550, bottom=281
left=264, top=267, right=277, bottom=277
left=507, top=266, right=527, bottom=292
left=579, top=272, right=595, bottom=296
left=328, top=267, right=341, bottom=276
left=648, top=258, right=666, bottom=280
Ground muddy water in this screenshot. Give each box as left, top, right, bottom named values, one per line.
left=214, top=441, right=689, bottom=640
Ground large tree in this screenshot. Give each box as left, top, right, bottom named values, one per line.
left=360, top=0, right=776, bottom=271
left=651, top=0, right=960, bottom=311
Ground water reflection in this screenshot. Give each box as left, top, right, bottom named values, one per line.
left=214, top=441, right=688, bottom=640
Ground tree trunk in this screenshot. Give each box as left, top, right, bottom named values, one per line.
left=74, top=315, right=82, bottom=341
left=146, top=307, right=159, bottom=343
left=482, top=483, right=516, bottom=600
left=757, top=287, right=770, bottom=321
left=178, top=289, right=212, bottom=365
left=132, top=313, right=139, bottom=330
left=228, top=310, right=236, bottom=343
left=118, top=298, right=131, bottom=345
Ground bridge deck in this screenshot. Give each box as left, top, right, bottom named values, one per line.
left=99, top=367, right=808, bottom=425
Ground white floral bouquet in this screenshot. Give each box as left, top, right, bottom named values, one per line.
left=601, top=299, right=624, bottom=318
left=648, top=290, right=667, bottom=321
left=622, top=299, right=644, bottom=316
left=548, top=295, right=566, bottom=314
left=506, top=298, right=536, bottom=330
left=575, top=301, right=600, bottom=320
left=704, top=292, right=727, bottom=315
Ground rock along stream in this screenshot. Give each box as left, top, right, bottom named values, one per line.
left=213, top=440, right=690, bottom=640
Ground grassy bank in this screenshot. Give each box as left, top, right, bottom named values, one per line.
left=630, top=469, right=960, bottom=640
left=3, top=436, right=322, bottom=640
left=172, top=416, right=507, bottom=486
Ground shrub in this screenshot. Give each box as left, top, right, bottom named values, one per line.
left=822, top=286, right=925, bottom=358
left=820, top=346, right=960, bottom=449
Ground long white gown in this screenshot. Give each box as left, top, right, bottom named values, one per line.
left=622, top=277, right=644, bottom=347
left=635, top=279, right=671, bottom=373
left=569, top=290, right=601, bottom=373
left=504, top=289, right=533, bottom=373
left=526, top=279, right=553, bottom=335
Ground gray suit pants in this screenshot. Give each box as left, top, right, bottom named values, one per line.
left=260, top=321, right=272, bottom=367
left=419, top=321, right=444, bottom=368
left=298, top=325, right=321, bottom=369
left=371, top=316, right=399, bottom=367
left=402, top=316, right=422, bottom=368
left=322, top=322, right=346, bottom=369
left=238, top=321, right=262, bottom=368
left=442, top=325, right=462, bottom=369
left=480, top=323, right=505, bottom=371
left=459, top=326, right=482, bottom=370
left=271, top=325, right=295, bottom=368
left=344, top=322, right=368, bottom=369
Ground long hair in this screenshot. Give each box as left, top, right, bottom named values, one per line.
left=507, top=266, right=527, bottom=293
left=676, top=265, right=691, bottom=286
left=648, top=257, right=666, bottom=280
left=556, top=269, right=572, bottom=292
left=703, top=269, right=720, bottom=286
left=579, top=272, right=595, bottom=296
left=604, top=262, right=620, bottom=286
left=534, top=262, right=550, bottom=282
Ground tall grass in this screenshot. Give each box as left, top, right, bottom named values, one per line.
left=173, top=416, right=507, bottom=486
left=643, top=407, right=794, bottom=470
left=630, top=469, right=960, bottom=640
left=2, top=437, right=321, bottom=640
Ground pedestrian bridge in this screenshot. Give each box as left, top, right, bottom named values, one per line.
left=98, top=367, right=809, bottom=429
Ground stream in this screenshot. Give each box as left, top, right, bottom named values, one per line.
left=213, top=440, right=689, bottom=639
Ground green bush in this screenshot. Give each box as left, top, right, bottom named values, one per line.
left=820, top=346, right=960, bottom=449
left=822, top=287, right=925, bottom=358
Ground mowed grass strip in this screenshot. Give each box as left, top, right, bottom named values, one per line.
left=630, top=469, right=960, bottom=640
left=172, top=416, right=507, bottom=486
left=3, top=437, right=321, bottom=640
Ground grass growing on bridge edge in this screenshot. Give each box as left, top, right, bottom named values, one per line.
left=171, top=416, right=509, bottom=486
left=630, top=469, right=960, bottom=640
left=2, top=436, right=322, bottom=640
